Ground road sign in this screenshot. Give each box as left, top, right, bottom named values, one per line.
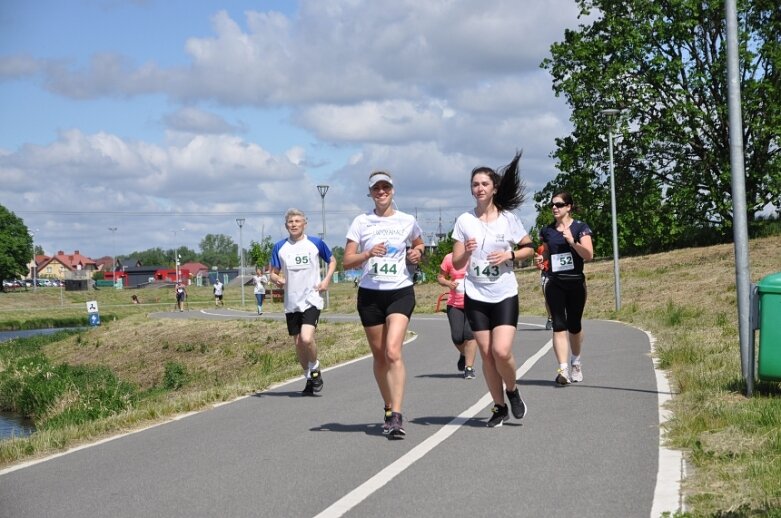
left=86, top=300, right=99, bottom=314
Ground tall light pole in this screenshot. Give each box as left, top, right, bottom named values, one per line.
left=316, top=185, right=330, bottom=308
left=601, top=108, right=622, bottom=311
left=108, top=227, right=117, bottom=284
left=30, top=229, right=38, bottom=291
left=236, top=218, right=246, bottom=307
left=172, top=228, right=184, bottom=284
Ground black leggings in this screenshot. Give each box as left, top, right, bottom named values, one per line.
left=544, top=278, right=587, bottom=333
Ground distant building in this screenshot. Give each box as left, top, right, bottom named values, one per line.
left=181, top=261, right=209, bottom=280
left=122, top=266, right=191, bottom=288
left=36, top=250, right=98, bottom=280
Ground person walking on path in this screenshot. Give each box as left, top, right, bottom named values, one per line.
left=343, top=170, right=425, bottom=439
left=270, top=209, right=336, bottom=396
left=213, top=278, right=225, bottom=307
left=252, top=267, right=268, bottom=315
left=437, top=252, right=478, bottom=379
left=452, top=151, right=535, bottom=428
left=535, top=192, right=593, bottom=385
left=174, top=282, right=187, bottom=312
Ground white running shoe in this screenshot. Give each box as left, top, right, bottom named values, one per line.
left=555, top=367, right=571, bottom=385
left=570, top=363, right=583, bottom=383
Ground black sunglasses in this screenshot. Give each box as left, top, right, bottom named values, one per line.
left=550, top=201, right=568, bottom=208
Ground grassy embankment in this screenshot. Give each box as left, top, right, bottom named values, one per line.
left=1, top=235, right=780, bottom=516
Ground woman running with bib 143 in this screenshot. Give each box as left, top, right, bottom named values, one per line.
left=452, top=152, right=535, bottom=428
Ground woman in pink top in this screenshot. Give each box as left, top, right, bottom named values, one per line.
left=437, top=252, right=478, bottom=379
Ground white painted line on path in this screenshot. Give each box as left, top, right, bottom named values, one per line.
left=313, top=339, right=553, bottom=518
left=647, top=330, right=684, bottom=517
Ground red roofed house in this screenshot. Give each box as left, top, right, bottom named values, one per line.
left=37, top=250, right=98, bottom=281
left=93, top=256, right=115, bottom=272
left=180, top=261, right=209, bottom=282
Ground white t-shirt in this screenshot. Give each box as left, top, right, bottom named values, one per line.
left=451, top=209, right=528, bottom=303
left=213, top=281, right=223, bottom=296
left=271, top=235, right=333, bottom=313
left=346, top=210, right=423, bottom=291
left=252, top=274, right=268, bottom=295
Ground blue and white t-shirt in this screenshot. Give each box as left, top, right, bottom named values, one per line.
left=346, top=210, right=422, bottom=291
left=452, top=209, right=528, bottom=303
left=271, top=235, right=333, bottom=313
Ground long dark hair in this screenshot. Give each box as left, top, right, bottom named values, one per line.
left=471, top=150, right=526, bottom=212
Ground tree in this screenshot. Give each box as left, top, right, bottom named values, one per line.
left=541, top=0, right=780, bottom=256
left=128, top=247, right=170, bottom=267
left=0, top=204, right=32, bottom=284
left=200, top=233, right=238, bottom=268
left=247, top=236, right=274, bottom=270
left=419, top=233, right=455, bottom=282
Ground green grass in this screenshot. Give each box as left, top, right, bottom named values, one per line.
left=1, top=234, right=780, bottom=516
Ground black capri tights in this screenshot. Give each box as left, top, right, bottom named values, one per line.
left=543, top=279, right=587, bottom=334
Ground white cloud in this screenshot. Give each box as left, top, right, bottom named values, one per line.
left=1, top=0, right=584, bottom=256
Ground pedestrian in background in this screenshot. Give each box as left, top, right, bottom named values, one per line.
left=174, top=282, right=187, bottom=312
left=252, top=267, right=268, bottom=315
left=213, top=278, right=224, bottom=307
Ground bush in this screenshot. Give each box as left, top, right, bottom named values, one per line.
left=0, top=353, right=137, bottom=429
left=163, top=362, right=188, bottom=390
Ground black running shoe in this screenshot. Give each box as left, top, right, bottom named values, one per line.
left=457, top=354, right=466, bottom=372
left=387, top=412, right=406, bottom=439
left=310, top=368, right=323, bottom=393
left=545, top=318, right=553, bottom=330
left=301, top=378, right=315, bottom=395
left=382, top=408, right=393, bottom=435
left=464, top=366, right=476, bottom=379
left=486, top=404, right=509, bottom=427
left=506, top=388, right=527, bottom=419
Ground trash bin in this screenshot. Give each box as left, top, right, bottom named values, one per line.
left=757, top=272, right=781, bottom=381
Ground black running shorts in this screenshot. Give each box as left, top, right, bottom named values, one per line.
left=285, top=305, right=321, bottom=336
left=357, top=285, right=416, bottom=327
left=465, top=294, right=519, bottom=331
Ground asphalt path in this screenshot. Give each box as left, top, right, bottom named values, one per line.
left=0, top=309, right=680, bottom=518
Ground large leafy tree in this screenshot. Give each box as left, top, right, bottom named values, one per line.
left=247, top=236, right=274, bottom=269
left=200, top=233, right=238, bottom=268
left=540, top=0, right=780, bottom=256
left=0, top=204, right=32, bottom=283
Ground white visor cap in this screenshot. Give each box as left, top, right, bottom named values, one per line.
left=369, top=173, right=393, bottom=189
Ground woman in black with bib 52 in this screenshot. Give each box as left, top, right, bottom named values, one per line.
left=536, top=192, right=593, bottom=385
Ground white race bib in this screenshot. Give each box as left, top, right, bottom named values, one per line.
left=551, top=252, right=574, bottom=272
left=368, top=256, right=405, bottom=280
left=287, top=253, right=312, bottom=271
left=469, top=259, right=502, bottom=283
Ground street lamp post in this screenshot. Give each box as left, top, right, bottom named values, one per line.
left=316, top=185, right=330, bottom=308
left=108, top=227, right=117, bottom=284
left=172, top=228, right=184, bottom=284
left=601, top=108, right=622, bottom=312
left=236, top=218, right=246, bottom=307
left=30, top=229, right=38, bottom=291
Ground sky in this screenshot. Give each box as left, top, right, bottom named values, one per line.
left=0, top=0, right=587, bottom=262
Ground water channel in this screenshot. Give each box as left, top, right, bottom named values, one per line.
left=0, top=328, right=81, bottom=440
